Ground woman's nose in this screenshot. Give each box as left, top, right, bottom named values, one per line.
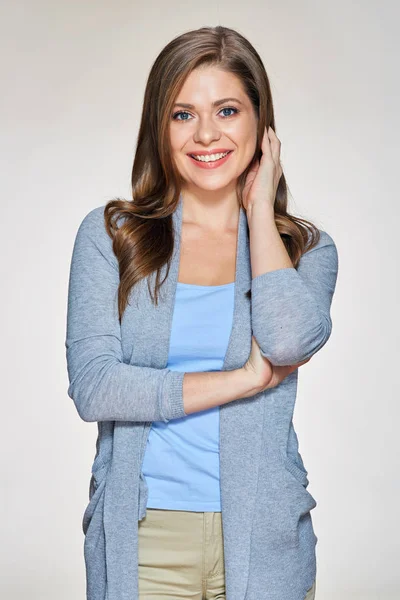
left=193, top=118, right=221, bottom=144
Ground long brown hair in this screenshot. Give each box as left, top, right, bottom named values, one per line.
left=104, top=25, right=321, bottom=321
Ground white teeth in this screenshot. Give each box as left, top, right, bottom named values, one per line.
left=191, top=151, right=230, bottom=162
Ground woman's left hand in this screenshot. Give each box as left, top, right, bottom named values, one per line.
left=242, top=126, right=283, bottom=222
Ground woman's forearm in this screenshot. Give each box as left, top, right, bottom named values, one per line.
left=248, top=203, right=293, bottom=278
left=183, top=368, right=261, bottom=415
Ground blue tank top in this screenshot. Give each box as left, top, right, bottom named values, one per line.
left=141, top=280, right=235, bottom=511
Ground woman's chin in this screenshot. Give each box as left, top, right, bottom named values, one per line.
left=182, top=175, right=238, bottom=193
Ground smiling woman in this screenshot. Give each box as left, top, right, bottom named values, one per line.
left=66, top=24, right=338, bottom=600
left=169, top=69, right=258, bottom=184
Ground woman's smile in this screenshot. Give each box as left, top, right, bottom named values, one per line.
left=187, top=150, right=234, bottom=169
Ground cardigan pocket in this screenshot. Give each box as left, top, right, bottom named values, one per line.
left=91, top=452, right=109, bottom=490
left=282, top=451, right=309, bottom=487
left=83, top=456, right=110, bottom=537
left=280, top=450, right=317, bottom=547
left=82, top=458, right=109, bottom=598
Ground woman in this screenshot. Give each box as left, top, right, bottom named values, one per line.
left=65, top=25, right=339, bottom=600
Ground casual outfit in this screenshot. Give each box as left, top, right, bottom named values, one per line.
left=65, top=192, right=338, bottom=600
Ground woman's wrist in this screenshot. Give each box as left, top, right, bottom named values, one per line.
left=237, top=366, right=264, bottom=398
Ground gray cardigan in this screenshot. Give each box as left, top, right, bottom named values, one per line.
left=65, top=192, right=339, bottom=600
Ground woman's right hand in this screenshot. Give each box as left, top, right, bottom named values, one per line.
left=243, top=335, right=311, bottom=392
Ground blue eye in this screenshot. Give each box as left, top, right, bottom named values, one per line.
left=172, top=111, right=191, bottom=121
left=172, top=107, right=239, bottom=121
left=220, top=107, right=238, bottom=117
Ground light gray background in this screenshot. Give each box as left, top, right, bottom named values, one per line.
left=1, top=1, right=398, bottom=598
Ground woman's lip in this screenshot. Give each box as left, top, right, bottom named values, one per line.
left=187, top=148, right=233, bottom=156
left=187, top=150, right=234, bottom=169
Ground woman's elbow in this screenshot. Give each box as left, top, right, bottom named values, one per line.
left=257, top=316, right=333, bottom=365
left=67, top=383, right=96, bottom=422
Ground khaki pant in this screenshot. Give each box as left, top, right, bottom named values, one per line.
left=138, top=508, right=316, bottom=599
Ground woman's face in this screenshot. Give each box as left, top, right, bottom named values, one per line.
left=169, top=65, right=258, bottom=194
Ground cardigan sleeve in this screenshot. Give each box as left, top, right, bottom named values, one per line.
left=65, top=207, right=187, bottom=423
left=250, top=229, right=339, bottom=366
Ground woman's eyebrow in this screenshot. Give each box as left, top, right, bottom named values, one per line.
left=173, top=97, right=244, bottom=109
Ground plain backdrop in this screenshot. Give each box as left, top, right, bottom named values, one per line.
left=1, top=1, right=398, bottom=598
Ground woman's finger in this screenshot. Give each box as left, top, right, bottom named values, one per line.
left=268, top=126, right=281, bottom=168
left=260, top=126, right=272, bottom=160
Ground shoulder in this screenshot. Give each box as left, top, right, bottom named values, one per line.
left=77, top=204, right=129, bottom=237
left=308, top=227, right=336, bottom=249
left=77, top=204, right=108, bottom=237
left=73, top=204, right=118, bottom=270
left=298, top=227, right=339, bottom=272
left=303, top=227, right=338, bottom=256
